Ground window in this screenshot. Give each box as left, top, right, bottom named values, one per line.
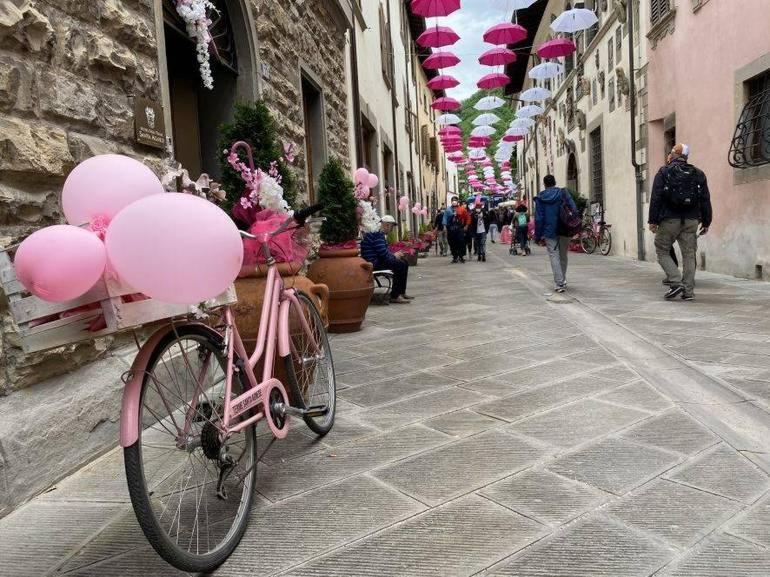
left=664, top=125, right=676, bottom=162
left=650, top=0, right=671, bottom=27
left=607, top=39, right=614, bottom=69
left=729, top=71, right=770, bottom=168
left=592, top=79, right=598, bottom=106
left=608, top=77, right=615, bottom=112
left=301, top=74, right=327, bottom=202
left=584, top=0, right=599, bottom=45
left=379, top=6, right=393, bottom=88
left=616, top=27, right=623, bottom=63
left=590, top=127, right=604, bottom=204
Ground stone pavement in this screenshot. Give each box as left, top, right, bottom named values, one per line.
left=1, top=242, right=770, bottom=576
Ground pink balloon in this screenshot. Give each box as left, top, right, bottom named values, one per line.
left=62, top=154, right=164, bottom=227
left=105, top=194, right=243, bottom=304
left=367, top=173, right=379, bottom=189
left=14, top=225, right=106, bottom=302
left=354, top=168, right=370, bottom=186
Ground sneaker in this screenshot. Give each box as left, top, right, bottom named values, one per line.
left=681, top=294, right=694, bottom=301
left=555, top=286, right=566, bottom=293
left=665, top=285, right=685, bottom=299
left=491, top=240, right=496, bottom=243
left=459, top=257, right=465, bottom=263
left=477, top=255, right=481, bottom=262
left=402, top=294, right=414, bottom=300
left=561, top=281, right=567, bottom=289
left=389, top=296, right=411, bottom=304
left=482, top=255, right=486, bottom=262
left=451, top=258, right=458, bottom=263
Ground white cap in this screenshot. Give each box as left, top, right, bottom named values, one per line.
left=381, top=215, right=396, bottom=224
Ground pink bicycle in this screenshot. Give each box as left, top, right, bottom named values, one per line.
left=119, top=203, right=335, bottom=572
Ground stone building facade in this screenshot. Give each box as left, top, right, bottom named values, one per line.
left=0, top=0, right=353, bottom=515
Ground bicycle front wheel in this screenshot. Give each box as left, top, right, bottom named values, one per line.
left=283, top=291, right=337, bottom=436
left=600, top=228, right=612, bottom=255
left=581, top=226, right=597, bottom=254
left=124, top=324, right=257, bottom=573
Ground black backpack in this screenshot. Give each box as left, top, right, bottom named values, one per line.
left=664, top=163, right=702, bottom=210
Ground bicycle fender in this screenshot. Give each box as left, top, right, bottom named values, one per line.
left=119, top=322, right=222, bottom=448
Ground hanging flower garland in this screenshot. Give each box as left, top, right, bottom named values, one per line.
left=175, top=0, right=218, bottom=89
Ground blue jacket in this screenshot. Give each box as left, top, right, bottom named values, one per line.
left=361, top=231, right=397, bottom=267
left=535, top=187, right=577, bottom=240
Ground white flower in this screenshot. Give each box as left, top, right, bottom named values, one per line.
left=258, top=174, right=292, bottom=214
left=360, top=200, right=381, bottom=233
left=175, top=0, right=217, bottom=89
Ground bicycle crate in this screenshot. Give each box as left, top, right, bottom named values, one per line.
left=0, top=249, right=237, bottom=354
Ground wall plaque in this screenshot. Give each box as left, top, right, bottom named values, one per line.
left=134, top=97, right=166, bottom=149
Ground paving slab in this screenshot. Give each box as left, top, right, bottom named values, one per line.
left=424, top=409, right=504, bottom=437
left=339, top=371, right=459, bottom=408
left=479, top=469, right=609, bottom=526
left=619, top=409, right=720, bottom=456
left=660, top=534, right=770, bottom=577
left=725, top=494, right=770, bottom=547
left=548, top=438, right=681, bottom=495
left=428, top=354, right=535, bottom=382
left=665, top=444, right=770, bottom=504
left=374, top=430, right=543, bottom=506
left=282, top=495, right=546, bottom=577
left=491, top=516, right=674, bottom=577
left=597, top=380, right=674, bottom=412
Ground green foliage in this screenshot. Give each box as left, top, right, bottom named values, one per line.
left=419, top=223, right=431, bottom=235
left=565, top=188, right=588, bottom=217
left=400, top=229, right=412, bottom=242
left=386, top=230, right=398, bottom=245
left=218, top=101, right=297, bottom=214
left=317, top=158, right=359, bottom=244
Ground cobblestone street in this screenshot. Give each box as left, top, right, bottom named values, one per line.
left=2, top=243, right=769, bottom=576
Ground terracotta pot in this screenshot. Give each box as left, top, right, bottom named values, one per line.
left=307, top=247, right=374, bottom=333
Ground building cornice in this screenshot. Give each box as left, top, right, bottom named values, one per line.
left=647, top=7, right=676, bottom=50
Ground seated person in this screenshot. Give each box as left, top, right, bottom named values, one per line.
left=360, top=215, right=413, bottom=304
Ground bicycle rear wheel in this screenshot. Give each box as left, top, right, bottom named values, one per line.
left=283, top=291, right=337, bottom=436
left=581, top=226, right=597, bottom=254
left=124, top=324, right=257, bottom=573
left=600, top=228, right=612, bottom=255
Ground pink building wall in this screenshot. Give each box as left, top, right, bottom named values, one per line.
left=647, top=0, right=770, bottom=278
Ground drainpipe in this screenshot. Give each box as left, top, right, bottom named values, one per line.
left=404, top=44, right=418, bottom=234
left=385, top=0, right=402, bottom=236
left=628, top=0, right=646, bottom=261
left=350, top=26, right=363, bottom=167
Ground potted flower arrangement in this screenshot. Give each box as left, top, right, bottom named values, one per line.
left=306, top=159, right=374, bottom=333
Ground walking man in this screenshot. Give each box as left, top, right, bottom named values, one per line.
left=360, top=215, right=413, bottom=304
left=470, top=205, right=491, bottom=262
left=434, top=206, right=448, bottom=257
left=534, top=175, right=578, bottom=293
left=488, top=209, right=499, bottom=243
left=444, top=197, right=470, bottom=263
left=648, top=144, right=712, bottom=301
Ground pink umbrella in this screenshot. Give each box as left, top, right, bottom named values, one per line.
left=478, top=47, right=517, bottom=66
left=481, top=160, right=494, bottom=167
left=469, top=138, right=492, bottom=147
left=483, top=23, right=527, bottom=45
left=423, top=50, right=461, bottom=69
left=537, top=38, right=577, bottom=59
left=438, top=126, right=461, bottom=136
left=427, top=74, right=460, bottom=90
left=503, top=134, right=525, bottom=142
left=417, top=26, right=460, bottom=48
left=432, top=96, right=461, bottom=111
left=477, top=73, right=510, bottom=90
left=411, top=0, right=461, bottom=18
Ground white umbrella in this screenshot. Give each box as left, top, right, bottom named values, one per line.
left=529, top=62, right=564, bottom=80
left=551, top=8, right=599, bottom=34
left=509, top=0, right=538, bottom=8
left=471, top=125, right=496, bottom=137
left=436, top=113, right=461, bottom=125
left=506, top=126, right=530, bottom=137
left=511, top=117, right=536, bottom=129
left=473, top=113, right=501, bottom=126
left=517, top=104, right=545, bottom=118
left=467, top=175, right=479, bottom=181
left=469, top=149, right=486, bottom=159
left=474, top=96, right=506, bottom=111
left=520, top=87, right=552, bottom=101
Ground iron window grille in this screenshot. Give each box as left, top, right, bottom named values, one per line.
left=590, top=127, right=604, bottom=204
left=729, top=72, right=770, bottom=168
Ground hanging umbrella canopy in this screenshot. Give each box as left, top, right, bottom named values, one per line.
left=473, top=113, right=501, bottom=126
left=471, top=125, right=496, bottom=137
left=432, top=96, right=461, bottom=111
left=443, top=144, right=463, bottom=152
left=537, top=38, right=577, bottom=59
left=474, top=95, right=506, bottom=111
left=506, top=126, right=530, bottom=137
left=517, top=104, right=545, bottom=118
left=520, top=86, right=552, bottom=101
left=529, top=61, right=564, bottom=80
left=411, top=0, right=461, bottom=18
left=467, top=175, right=479, bottom=181
left=438, top=125, right=461, bottom=136
left=436, top=113, right=461, bottom=125
left=508, top=0, right=539, bottom=9
left=469, top=137, right=492, bottom=147
left=417, top=26, right=461, bottom=48
left=478, top=47, right=517, bottom=67
left=477, top=72, right=510, bottom=90
left=423, top=50, right=461, bottom=69
left=551, top=8, right=599, bottom=33
left=511, top=117, right=536, bottom=129
left=483, top=22, right=527, bottom=45
left=427, top=74, right=460, bottom=90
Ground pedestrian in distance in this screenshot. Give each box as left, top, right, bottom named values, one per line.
left=648, top=143, right=712, bottom=301
left=470, top=204, right=491, bottom=262
left=534, top=174, right=580, bottom=293
left=443, top=197, right=470, bottom=263
left=515, top=203, right=531, bottom=255
left=433, top=205, right=448, bottom=257
left=360, top=215, right=413, bottom=304
left=488, top=209, right=499, bottom=243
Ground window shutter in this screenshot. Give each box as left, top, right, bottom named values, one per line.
left=429, top=137, right=438, bottom=166
left=421, top=125, right=429, bottom=160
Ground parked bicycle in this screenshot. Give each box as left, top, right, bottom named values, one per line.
left=580, top=210, right=612, bottom=255
left=121, top=202, right=335, bottom=573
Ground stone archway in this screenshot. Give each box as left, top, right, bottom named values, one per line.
left=566, top=151, right=578, bottom=195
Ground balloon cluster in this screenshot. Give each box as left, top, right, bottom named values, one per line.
left=353, top=167, right=379, bottom=199
left=353, top=167, right=382, bottom=233
left=14, top=155, right=243, bottom=305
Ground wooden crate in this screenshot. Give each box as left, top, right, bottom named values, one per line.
left=0, top=250, right=237, bottom=353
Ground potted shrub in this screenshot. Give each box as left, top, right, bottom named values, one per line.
left=307, top=159, right=374, bottom=333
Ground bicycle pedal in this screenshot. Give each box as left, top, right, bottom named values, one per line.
left=303, top=405, right=329, bottom=418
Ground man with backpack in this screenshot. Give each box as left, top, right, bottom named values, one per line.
left=648, top=144, right=712, bottom=301
left=534, top=175, right=581, bottom=293
left=443, top=197, right=470, bottom=263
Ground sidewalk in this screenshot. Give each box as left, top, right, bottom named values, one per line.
left=1, top=242, right=769, bottom=576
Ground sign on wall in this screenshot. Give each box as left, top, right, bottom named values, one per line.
left=134, top=97, right=166, bottom=149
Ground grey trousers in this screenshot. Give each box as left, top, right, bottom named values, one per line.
left=545, top=236, right=570, bottom=287
left=655, top=218, right=698, bottom=295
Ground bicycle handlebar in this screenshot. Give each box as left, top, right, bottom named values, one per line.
left=238, top=203, right=325, bottom=242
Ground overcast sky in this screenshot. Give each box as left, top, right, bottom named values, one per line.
left=427, top=2, right=518, bottom=102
